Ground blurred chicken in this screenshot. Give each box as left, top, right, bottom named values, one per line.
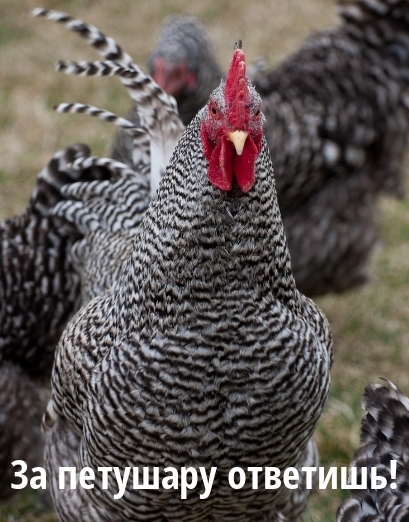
left=337, top=380, right=409, bottom=522
left=140, top=0, right=409, bottom=296
left=0, top=144, right=112, bottom=498
left=111, top=15, right=222, bottom=169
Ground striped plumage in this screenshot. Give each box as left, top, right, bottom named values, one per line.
left=44, top=46, right=333, bottom=521
left=54, top=155, right=151, bottom=304
left=33, top=8, right=184, bottom=197
left=337, top=381, right=409, bottom=522
left=0, top=144, right=110, bottom=378
left=142, top=0, right=409, bottom=296
left=0, top=144, right=113, bottom=498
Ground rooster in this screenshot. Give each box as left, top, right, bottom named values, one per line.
left=34, top=7, right=376, bottom=298
left=43, top=44, right=333, bottom=521
left=137, top=0, right=409, bottom=296
left=337, top=380, right=409, bottom=522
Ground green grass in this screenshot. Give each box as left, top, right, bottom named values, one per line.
left=0, top=491, right=56, bottom=522
left=0, top=0, right=408, bottom=520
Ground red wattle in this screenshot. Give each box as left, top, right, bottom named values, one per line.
left=201, top=124, right=263, bottom=193
left=234, top=133, right=262, bottom=193
left=208, top=139, right=234, bottom=191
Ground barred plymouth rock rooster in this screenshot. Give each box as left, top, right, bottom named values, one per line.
left=143, top=0, right=409, bottom=296
left=39, top=1, right=409, bottom=296
left=337, top=380, right=409, bottom=522
left=43, top=45, right=333, bottom=521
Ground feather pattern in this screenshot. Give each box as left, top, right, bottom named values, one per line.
left=53, top=156, right=150, bottom=304
left=45, top=66, right=333, bottom=520
left=34, top=8, right=185, bottom=195
left=337, top=380, right=409, bottom=522
left=0, top=144, right=112, bottom=376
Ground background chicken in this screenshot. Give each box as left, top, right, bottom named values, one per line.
left=128, top=0, right=409, bottom=297
left=337, top=380, right=409, bottom=522
left=111, top=14, right=222, bottom=166
left=44, top=46, right=332, bottom=521
left=0, top=144, right=115, bottom=499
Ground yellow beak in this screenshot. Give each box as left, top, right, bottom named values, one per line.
left=227, top=130, right=249, bottom=156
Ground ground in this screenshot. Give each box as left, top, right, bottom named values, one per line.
left=1, top=0, right=408, bottom=520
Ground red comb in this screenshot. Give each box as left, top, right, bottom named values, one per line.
left=225, top=41, right=248, bottom=129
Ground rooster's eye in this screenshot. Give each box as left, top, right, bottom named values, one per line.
left=211, top=106, right=217, bottom=115
left=254, top=109, right=260, bottom=117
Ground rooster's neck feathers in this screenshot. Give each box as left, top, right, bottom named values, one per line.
left=119, top=114, right=297, bottom=325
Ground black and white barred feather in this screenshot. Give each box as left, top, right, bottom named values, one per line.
left=37, top=1, right=409, bottom=296
left=49, top=102, right=152, bottom=304
left=53, top=156, right=150, bottom=303
left=33, top=8, right=185, bottom=195
left=31, top=7, right=135, bottom=64
left=0, top=143, right=111, bottom=377
left=337, top=380, right=409, bottom=522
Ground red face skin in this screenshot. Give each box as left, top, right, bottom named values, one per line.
left=200, top=49, right=263, bottom=193
left=152, top=56, right=197, bottom=97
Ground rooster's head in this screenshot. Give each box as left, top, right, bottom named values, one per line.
left=200, top=42, right=264, bottom=193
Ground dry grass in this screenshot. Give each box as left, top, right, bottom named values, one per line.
left=0, top=0, right=337, bottom=216
left=0, top=1, right=408, bottom=521
left=307, top=190, right=409, bottom=519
